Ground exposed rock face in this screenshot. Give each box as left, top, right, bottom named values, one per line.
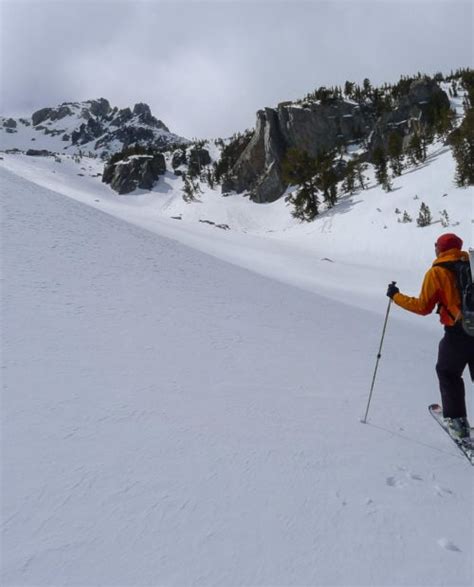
left=223, top=108, right=287, bottom=202
left=369, top=78, right=451, bottom=153
left=408, top=78, right=450, bottom=116
left=96, top=126, right=155, bottom=150
left=110, top=107, right=134, bottom=127
left=70, top=103, right=171, bottom=150
left=71, top=117, right=105, bottom=146
left=278, top=101, right=372, bottom=157
left=132, top=103, right=169, bottom=131
left=170, top=145, right=212, bottom=177
left=171, top=148, right=187, bottom=170
left=102, top=154, right=166, bottom=194
left=187, top=146, right=212, bottom=176
left=225, top=101, right=373, bottom=202
left=225, top=79, right=449, bottom=203
left=32, top=105, right=72, bottom=126
left=32, top=108, right=53, bottom=126
left=49, top=105, right=73, bottom=122
left=3, top=118, right=17, bottom=128
left=26, top=149, right=53, bottom=156
left=88, top=98, right=111, bottom=118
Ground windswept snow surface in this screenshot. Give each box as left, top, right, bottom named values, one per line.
left=1, top=163, right=473, bottom=585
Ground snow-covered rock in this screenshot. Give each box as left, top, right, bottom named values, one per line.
left=102, top=152, right=167, bottom=194
left=0, top=98, right=189, bottom=157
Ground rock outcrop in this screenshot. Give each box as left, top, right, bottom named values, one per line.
left=102, top=153, right=166, bottom=194
left=26, top=149, right=53, bottom=157
left=224, top=79, right=450, bottom=203
left=222, top=108, right=287, bottom=202
left=6, top=99, right=187, bottom=157
left=3, top=118, right=17, bottom=129
left=132, top=103, right=169, bottom=131
left=369, top=78, right=451, bottom=153
left=224, top=101, right=374, bottom=202
left=171, top=145, right=212, bottom=177
left=87, top=98, right=111, bottom=118
left=171, top=148, right=187, bottom=170
left=68, top=102, right=176, bottom=152
left=32, top=105, right=73, bottom=126
left=187, top=146, right=212, bottom=176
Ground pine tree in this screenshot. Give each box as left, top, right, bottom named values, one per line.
left=407, top=132, right=423, bottom=165
left=315, top=149, right=338, bottom=207
left=182, top=174, right=201, bottom=202
left=286, top=185, right=320, bottom=222
left=363, top=78, right=372, bottom=97
left=344, top=80, right=355, bottom=98
left=420, top=128, right=432, bottom=160
left=398, top=210, right=412, bottom=223
left=206, top=169, right=214, bottom=189
left=354, top=160, right=368, bottom=190
left=387, top=132, right=404, bottom=176
left=342, top=160, right=357, bottom=194
left=182, top=175, right=195, bottom=202
left=282, top=148, right=320, bottom=221
left=417, top=202, right=432, bottom=227
left=435, top=107, right=455, bottom=140
left=354, top=85, right=363, bottom=103
left=372, top=147, right=392, bottom=191
left=440, top=209, right=450, bottom=227
left=448, top=109, right=474, bottom=186
left=382, top=173, right=393, bottom=192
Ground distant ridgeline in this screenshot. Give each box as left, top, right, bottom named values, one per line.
left=1, top=69, right=472, bottom=205
left=0, top=98, right=188, bottom=158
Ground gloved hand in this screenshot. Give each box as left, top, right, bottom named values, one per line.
left=386, top=282, right=399, bottom=299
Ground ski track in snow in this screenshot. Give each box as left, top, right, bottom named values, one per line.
left=1, top=168, right=473, bottom=586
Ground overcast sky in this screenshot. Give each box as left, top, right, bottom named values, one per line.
left=0, top=0, right=472, bottom=138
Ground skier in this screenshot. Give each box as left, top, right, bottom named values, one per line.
left=386, top=233, right=474, bottom=439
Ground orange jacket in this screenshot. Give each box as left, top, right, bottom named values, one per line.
left=393, top=248, right=470, bottom=326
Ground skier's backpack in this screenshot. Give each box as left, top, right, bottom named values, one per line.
left=435, top=259, right=474, bottom=336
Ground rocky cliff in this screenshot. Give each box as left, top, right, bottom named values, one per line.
left=102, top=152, right=167, bottom=194
left=223, top=78, right=450, bottom=203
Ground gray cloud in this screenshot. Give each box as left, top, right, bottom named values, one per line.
left=1, top=0, right=471, bottom=138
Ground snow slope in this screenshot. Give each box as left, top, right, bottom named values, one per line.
left=0, top=136, right=472, bottom=323
left=1, top=166, right=473, bottom=586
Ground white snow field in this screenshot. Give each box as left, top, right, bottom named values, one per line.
left=1, top=156, right=473, bottom=586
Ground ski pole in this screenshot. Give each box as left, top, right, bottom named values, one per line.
left=361, top=282, right=396, bottom=424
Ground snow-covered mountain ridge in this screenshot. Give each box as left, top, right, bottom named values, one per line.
left=0, top=98, right=188, bottom=157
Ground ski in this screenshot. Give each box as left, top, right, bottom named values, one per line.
left=429, top=404, right=474, bottom=465
left=469, top=248, right=474, bottom=282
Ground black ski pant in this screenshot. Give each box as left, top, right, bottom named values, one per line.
left=436, top=324, right=474, bottom=419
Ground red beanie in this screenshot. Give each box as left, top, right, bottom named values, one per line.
left=436, top=233, right=463, bottom=253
